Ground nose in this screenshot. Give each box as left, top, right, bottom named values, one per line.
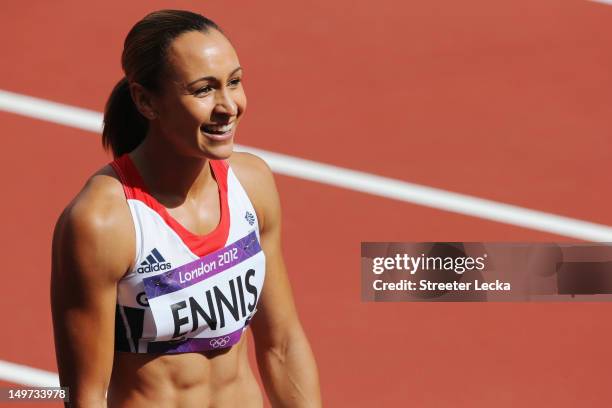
left=213, top=88, right=238, bottom=117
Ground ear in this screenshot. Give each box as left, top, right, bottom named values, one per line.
left=129, top=82, right=158, bottom=120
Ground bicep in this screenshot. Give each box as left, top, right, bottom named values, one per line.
left=251, top=232, right=300, bottom=347
left=247, top=163, right=301, bottom=348
left=51, top=202, right=130, bottom=403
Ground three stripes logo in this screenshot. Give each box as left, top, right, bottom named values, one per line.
left=137, top=248, right=172, bottom=274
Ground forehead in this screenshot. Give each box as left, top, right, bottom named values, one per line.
left=165, top=30, right=239, bottom=83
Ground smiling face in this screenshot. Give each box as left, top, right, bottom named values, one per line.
left=150, top=29, right=246, bottom=159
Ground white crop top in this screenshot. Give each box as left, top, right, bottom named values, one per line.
left=110, top=154, right=266, bottom=354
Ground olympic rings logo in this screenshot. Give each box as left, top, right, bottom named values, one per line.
left=209, top=336, right=231, bottom=348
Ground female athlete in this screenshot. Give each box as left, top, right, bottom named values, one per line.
left=50, top=9, right=321, bottom=408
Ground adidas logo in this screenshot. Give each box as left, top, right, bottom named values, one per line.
left=137, top=248, right=172, bottom=274
left=245, top=211, right=255, bottom=226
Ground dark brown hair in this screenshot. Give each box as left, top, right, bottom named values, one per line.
left=102, top=10, right=222, bottom=158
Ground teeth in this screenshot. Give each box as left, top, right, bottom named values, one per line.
left=203, top=123, right=234, bottom=133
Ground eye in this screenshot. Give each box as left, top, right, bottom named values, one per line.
left=228, top=78, right=242, bottom=87
left=194, top=85, right=213, bottom=96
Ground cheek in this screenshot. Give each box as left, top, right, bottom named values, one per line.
left=188, top=99, right=216, bottom=122
left=169, top=98, right=214, bottom=126
left=236, top=91, right=247, bottom=114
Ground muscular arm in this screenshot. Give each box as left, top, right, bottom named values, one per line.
left=232, top=153, right=322, bottom=408
left=50, top=173, right=133, bottom=407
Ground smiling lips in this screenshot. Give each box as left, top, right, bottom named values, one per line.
left=201, top=122, right=235, bottom=141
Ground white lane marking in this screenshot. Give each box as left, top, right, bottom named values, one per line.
left=0, top=90, right=102, bottom=133
left=0, top=360, right=59, bottom=386
left=2, top=89, right=612, bottom=241
left=588, top=0, right=612, bottom=5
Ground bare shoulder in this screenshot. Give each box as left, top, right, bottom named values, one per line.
left=228, top=151, right=273, bottom=186
left=53, top=164, right=134, bottom=282
left=228, top=151, right=280, bottom=230
left=59, top=164, right=130, bottom=234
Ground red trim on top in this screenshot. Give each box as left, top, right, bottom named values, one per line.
left=218, top=159, right=229, bottom=171
left=110, top=160, right=135, bottom=200
left=109, top=154, right=230, bottom=257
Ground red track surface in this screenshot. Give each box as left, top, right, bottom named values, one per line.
left=1, top=1, right=611, bottom=407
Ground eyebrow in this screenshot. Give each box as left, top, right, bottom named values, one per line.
left=186, top=66, right=243, bottom=87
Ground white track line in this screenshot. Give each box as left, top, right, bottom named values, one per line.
left=1, top=89, right=612, bottom=241
left=588, top=0, right=612, bottom=5
left=0, top=360, right=59, bottom=386
left=0, top=90, right=102, bottom=133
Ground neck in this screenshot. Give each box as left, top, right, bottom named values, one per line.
left=128, top=128, right=215, bottom=207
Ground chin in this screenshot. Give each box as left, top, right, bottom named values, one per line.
left=200, top=141, right=234, bottom=161
left=196, top=128, right=236, bottom=160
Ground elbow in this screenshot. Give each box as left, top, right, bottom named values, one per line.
left=254, top=318, right=304, bottom=358
left=255, top=320, right=314, bottom=368
left=66, top=394, right=107, bottom=408
left=58, top=375, right=108, bottom=408
left=256, top=332, right=291, bottom=367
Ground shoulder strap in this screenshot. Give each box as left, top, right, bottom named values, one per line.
left=109, top=154, right=137, bottom=200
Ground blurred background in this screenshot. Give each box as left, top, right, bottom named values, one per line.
left=1, top=1, right=611, bottom=406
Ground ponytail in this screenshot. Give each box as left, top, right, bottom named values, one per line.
left=102, top=77, right=148, bottom=158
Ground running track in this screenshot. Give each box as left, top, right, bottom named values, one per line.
left=1, top=1, right=611, bottom=407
